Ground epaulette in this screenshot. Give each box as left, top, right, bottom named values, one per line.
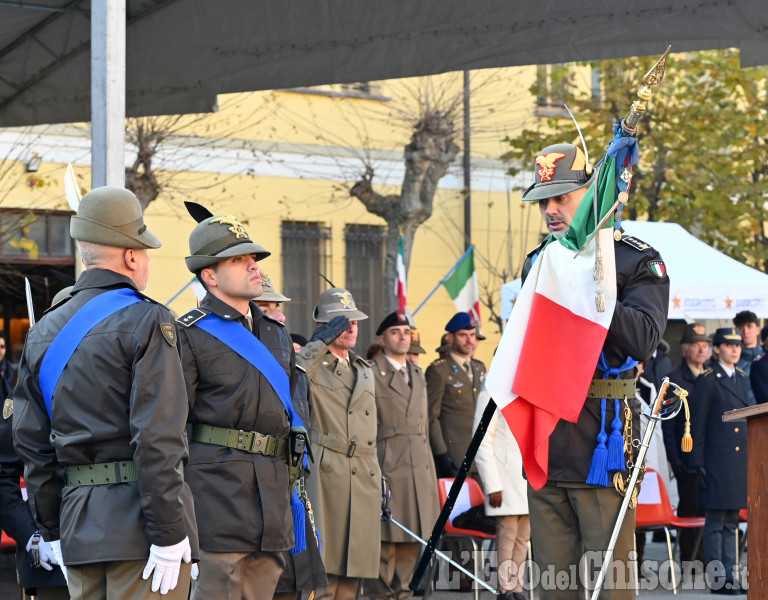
left=619, top=235, right=654, bottom=252
left=356, top=356, right=374, bottom=368
left=177, top=308, right=209, bottom=328
left=430, top=358, right=447, bottom=367
left=701, top=368, right=714, bottom=377
left=736, top=367, right=747, bottom=377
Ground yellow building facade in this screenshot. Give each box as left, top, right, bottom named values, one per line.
left=0, top=67, right=555, bottom=366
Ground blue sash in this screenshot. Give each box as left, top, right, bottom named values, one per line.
left=194, top=312, right=305, bottom=430
left=38, top=288, right=144, bottom=420
left=194, top=311, right=308, bottom=553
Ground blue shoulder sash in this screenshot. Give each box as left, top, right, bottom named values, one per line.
left=39, top=288, right=144, bottom=420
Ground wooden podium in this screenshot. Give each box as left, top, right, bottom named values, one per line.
left=723, top=403, right=768, bottom=599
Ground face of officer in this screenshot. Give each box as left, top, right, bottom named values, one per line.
left=255, top=301, right=285, bottom=323
left=714, top=342, right=741, bottom=368
left=328, top=320, right=359, bottom=357
left=682, top=341, right=711, bottom=370
left=538, top=187, right=588, bottom=237
left=449, top=329, right=476, bottom=359
left=736, top=322, right=760, bottom=348
left=201, top=253, right=263, bottom=312
left=379, top=325, right=412, bottom=360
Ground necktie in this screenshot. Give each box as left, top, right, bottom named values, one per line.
left=400, top=365, right=409, bottom=384
left=244, top=315, right=253, bottom=332
left=464, top=361, right=472, bottom=377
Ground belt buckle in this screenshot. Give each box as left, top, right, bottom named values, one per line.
left=237, top=430, right=258, bottom=453
left=347, top=440, right=357, bottom=457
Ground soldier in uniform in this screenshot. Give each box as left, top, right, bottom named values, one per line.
left=12, top=186, right=198, bottom=599
left=690, top=328, right=751, bottom=595
left=520, top=143, right=669, bottom=599
left=252, top=275, right=328, bottom=600
left=297, top=289, right=381, bottom=600
left=369, top=312, right=439, bottom=600
left=425, top=312, right=486, bottom=478
left=176, top=214, right=301, bottom=600
left=662, top=323, right=711, bottom=565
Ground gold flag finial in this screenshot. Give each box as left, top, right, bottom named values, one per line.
left=622, top=46, right=671, bottom=134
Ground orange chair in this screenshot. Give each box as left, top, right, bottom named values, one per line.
left=437, top=477, right=495, bottom=600
left=635, top=468, right=706, bottom=593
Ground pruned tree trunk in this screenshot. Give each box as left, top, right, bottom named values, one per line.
left=350, top=110, right=460, bottom=313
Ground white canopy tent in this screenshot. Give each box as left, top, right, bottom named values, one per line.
left=501, top=221, right=768, bottom=321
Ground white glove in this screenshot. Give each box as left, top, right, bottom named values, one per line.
left=142, top=537, right=192, bottom=594
left=49, top=540, right=68, bottom=581
left=25, top=534, right=58, bottom=571
left=191, top=563, right=199, bottom=580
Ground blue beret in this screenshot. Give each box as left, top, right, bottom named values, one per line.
left=445, top=312, right=477, bottom=333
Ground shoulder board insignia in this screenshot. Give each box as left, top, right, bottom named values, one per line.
left=177, top=308, right=209, bottom=328
left=619, top=235, right=653, bottom=252
left=735, top=367, right=747, bottom=376
left=3, top=398, right=12, bottom=420
left=432, top=358, right=446, bottom=366
left=702, top=368, right=713, bottom=377
left=160, top=322, right=177, bottom=346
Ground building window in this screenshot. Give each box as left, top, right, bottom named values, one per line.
left=534, top=64, right=570, bottom=117
left=0, top=209, right=75, bottom=263
left=281, top=221, right=332, bottom=339
left=345, top=224, right=385, bottom=353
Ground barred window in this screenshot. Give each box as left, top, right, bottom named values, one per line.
left=281, top=221, right=332, bottom=340
left=345, top=224, right=385, bottom=353
left=0, top=209, right=75, bottom=263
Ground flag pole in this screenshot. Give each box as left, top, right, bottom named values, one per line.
left=409, top=397, right=497, bottom=592
left=412, top=245, right=474, bottom=317
left=166, top=276, right=196, bottom=306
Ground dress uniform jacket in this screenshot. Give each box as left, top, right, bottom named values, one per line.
left=521, top=235, right=669, bottom=483
left=425, top=355, right=486, bottom=470
left=689, top=362, right=751, bottom=510
left=178, top=294, right=294, bottom=553
left=297, top=340, right=381, bottom=579
left=11, top=269, right=199, bottom=565
left=0, top=407, right=67, bottom=592
left=372, top=354, right=439, bottom=542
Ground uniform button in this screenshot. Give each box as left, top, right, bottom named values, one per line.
left=734, top=427, right=740, bottom=433
left=735, top=447, right=740, bottom=451
left=349, top=410, right=353, bottom=414
left=368, top=440, right=373, bottom=445
left=370, top=470, right=375, bottom=476
left=352, top=468, right=357, bottom=474
left=337, top=370, right=342, bottom=376
left=365, top=409, right=370, bottom=416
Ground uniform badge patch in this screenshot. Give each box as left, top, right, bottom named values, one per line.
left=3, top=398, right=12, bottom=420
left=647, top=260, right=667, bottom=278
left=160, top=323, right=177, bottom=346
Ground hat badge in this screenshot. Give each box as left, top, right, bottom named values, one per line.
left=333, top=291, right=354, bottom=309
left=693, top=324, right=706, bottom=335
left=211, top=215, right=248, bottom=238
left=536, top=152, right=567, bottom=182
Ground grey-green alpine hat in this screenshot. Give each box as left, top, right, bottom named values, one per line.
left=185, top=214, right=270, bottom=272
left=313, top=287, right=368, bottom=322
left=521, top=143, right=596, bottom=202
left=70, top=186, right=161, bottom=249
left=254, top=272, right=291, bottom=302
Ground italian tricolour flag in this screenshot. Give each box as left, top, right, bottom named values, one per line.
left=485, top=147, right=623, bottom=490
left=395, top=234, right=408, bottom=320
left=442, top=246, right=482, bottom=327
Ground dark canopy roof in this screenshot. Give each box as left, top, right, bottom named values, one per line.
left=1, top=0, right=767, bottom=126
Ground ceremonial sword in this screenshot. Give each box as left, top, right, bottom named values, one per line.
left=25, top=277, right=35, bottom=326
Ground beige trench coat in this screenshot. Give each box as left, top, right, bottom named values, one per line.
left=372, top=354, right=439, bottom=542
left=298, top=340, right=381, bottom=578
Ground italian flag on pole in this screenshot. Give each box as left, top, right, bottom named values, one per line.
left=442, top=246, right=482, bottom=327
left=395, top=234, right=408, bottom=320
left=485, top=147, right=622, bottom=490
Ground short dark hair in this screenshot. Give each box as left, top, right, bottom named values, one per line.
left=733, top=310, right=759, bottom=327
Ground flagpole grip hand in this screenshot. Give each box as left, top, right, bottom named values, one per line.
left=310, top=316, right=351, bottom=345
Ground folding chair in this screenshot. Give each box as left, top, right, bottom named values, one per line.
left=634, top=468, right=706, bottom=594
left=437, top=477, right=495, bottom=600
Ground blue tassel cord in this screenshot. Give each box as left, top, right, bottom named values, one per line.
left=586, top=398, right=611, bottom=487
left=607, top=398, right=626, bottom=472
left=290, top=488, right=307, bottom=555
